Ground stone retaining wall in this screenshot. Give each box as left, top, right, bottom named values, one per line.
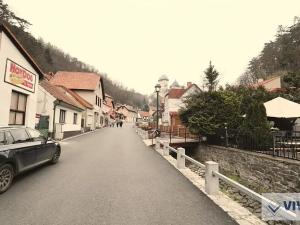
left=192, top=145, right=300, bottom=193
left=169, top=144, right=299, bottom=224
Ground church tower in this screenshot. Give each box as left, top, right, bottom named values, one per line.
left=158, top=74, right=169, bottom=97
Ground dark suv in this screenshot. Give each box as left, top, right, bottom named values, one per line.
left=0, top=127, right=61, bottom=194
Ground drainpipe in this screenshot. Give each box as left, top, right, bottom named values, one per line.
left=53, top=100, right=60, bottom=138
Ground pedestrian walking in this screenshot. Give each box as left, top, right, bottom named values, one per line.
left=120, top=120, right=123, bottom=128
left=116, top=118, right=120, bottom=127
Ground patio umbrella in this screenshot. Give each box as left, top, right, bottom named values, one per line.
left=264, top=97, right=300, bottom=118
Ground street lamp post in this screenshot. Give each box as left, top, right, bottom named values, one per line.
left=155, top=84, right=161, bottom=136
left=224, top=123, right=228, bottom=147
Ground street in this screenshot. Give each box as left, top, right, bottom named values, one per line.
left=0, top=125, right=237, bottom=225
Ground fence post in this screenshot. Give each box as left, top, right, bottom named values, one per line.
left=163, top=141, right=169, bottom=156
left=272, top=131, right=276, bottom=157
left=205, top=161, right=219, bottom=195
left=177, top=147, right=185, bottom=169
left=155, top=137, right=160, bottom=151
left=225, top=126, right=228, bottom=147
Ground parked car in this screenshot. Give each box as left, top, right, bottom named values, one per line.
left=0, top=127, right=61, bottom=194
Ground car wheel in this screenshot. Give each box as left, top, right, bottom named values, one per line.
left=51, top=148, right=61, bottom=164
left=0, top=164, right=14, bottom=194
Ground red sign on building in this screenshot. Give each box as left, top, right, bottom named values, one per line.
left=4, top=59, right=37, bottom=93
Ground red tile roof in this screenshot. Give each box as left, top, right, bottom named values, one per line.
left=167, top=84, right=201, bottom=99
left=252, top=76, right=281, bottom=88
left=51, top=71, right=100, bottom=90
left=51, top=71, right=105, bottom=100
left=40, top=80, right=84, bottom=110
left=168, top=88, right=185, bottom=99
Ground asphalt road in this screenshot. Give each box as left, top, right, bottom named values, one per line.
left=0, top=125, right=238, bottom=225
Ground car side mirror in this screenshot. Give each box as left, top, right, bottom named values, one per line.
left=45, top=136, right=52, bottom=143
left=41, top=136, right=50, bottom=144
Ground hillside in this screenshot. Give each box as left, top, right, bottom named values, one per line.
left=238, top=17, right=300, bottom=85
left=0, top=0, right=148, bottom=109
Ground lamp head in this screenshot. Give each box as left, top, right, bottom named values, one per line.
left=155, top=84, right=161, bottom=92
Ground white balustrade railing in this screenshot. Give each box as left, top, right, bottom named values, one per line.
left=154, top=138, right=296, bottom=219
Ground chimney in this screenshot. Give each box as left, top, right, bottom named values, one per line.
left=44, top=72, right=55, bottom=81
left=187, top=82, right=192, bottom=88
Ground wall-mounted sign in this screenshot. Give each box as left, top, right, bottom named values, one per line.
left=4, top=59, right=37, bottom=93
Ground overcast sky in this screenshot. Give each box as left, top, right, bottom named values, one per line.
left=6, top=0, right=300, bottom=94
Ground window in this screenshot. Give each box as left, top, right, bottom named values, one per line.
left=10, top=129, right=30, bottom=143
left=59, top=110, right=66, bottom=123
left=26, top=128, right=44, bottom=141
left=95, top=96, right=101, bottom=107
left=9, top=91, right=27, bottom=125
left=94, top=112, right=99, bottom=123
left=73, top=113, right=78, bottom=124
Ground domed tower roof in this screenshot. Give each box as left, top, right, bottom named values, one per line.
left=170, top=80, right=180, bottom=88
left=158, top=74, right=169, bottom=81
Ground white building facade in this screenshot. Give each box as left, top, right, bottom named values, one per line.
left=163, top=83, right=201, bottom=125
left=37, top=81, right=84, bottom=139
left=0, top=24, right=44, bottom=128
left=116, top=105, right=138, bottom=123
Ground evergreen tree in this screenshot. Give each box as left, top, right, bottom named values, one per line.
left=179, top=90, right=241, bottom=137
left=238, top=101, right=271, bottom=149
left=283, top=71, right=300, bottom=89
left=203, top=61, right=219, bottom=92
left=238, top=18, right=300, bottom=84
left=0, top=0, right=31, bottom=30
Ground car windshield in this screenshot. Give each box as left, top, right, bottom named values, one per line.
left=0, top=132, right=5, bottom=145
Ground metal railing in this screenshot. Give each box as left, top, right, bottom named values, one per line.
left=153, top=137, right=296, bottom=220
left=209, top=129, right=300, bottom=161
left=147, top=125, right=199, bottom=144
left=136, top=125, right=200, bottom=146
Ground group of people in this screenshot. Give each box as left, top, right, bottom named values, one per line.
left=110, top=118, right=124, bottom=128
